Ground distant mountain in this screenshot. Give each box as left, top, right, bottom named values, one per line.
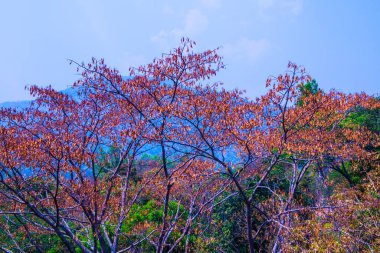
left=0, top=100, right=31, bottom=109
left=0, top=87, right=78, bottom=109
left=0, top=76, right=134, bottom=109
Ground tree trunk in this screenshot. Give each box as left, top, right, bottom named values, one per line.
left=246, top=202, right=255, bottom=253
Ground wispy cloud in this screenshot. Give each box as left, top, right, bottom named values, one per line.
left=118, top=52, right=147, bottom=71
left=257, top=0, right=303, bottom=16
left=151, top=29, right=182, bottom=48
left=151, top=8, right=209, bottom=49
left=222, top=38, right=271, bottom=63
left=199, top=0, right=221, bottom=9
left=185, top=9, right=209, bottom=35
left=285, top=0, right=303, bottom=15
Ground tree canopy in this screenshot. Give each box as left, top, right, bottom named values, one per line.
left=0, top=38, right=379, bottom=253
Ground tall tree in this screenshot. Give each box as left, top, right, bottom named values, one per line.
left=0, top=39, right=378, bottom=252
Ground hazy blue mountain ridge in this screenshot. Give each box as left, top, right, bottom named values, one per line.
left=0, top=87, right=79, bottom=109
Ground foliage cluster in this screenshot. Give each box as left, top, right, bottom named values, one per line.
left=0, top=39, right=379, bottom=252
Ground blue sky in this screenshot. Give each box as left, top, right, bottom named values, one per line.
left=0, top=0, right=379, bottom=102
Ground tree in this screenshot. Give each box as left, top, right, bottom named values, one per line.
left=0, top=39, right=378, bottom=252
left=0, top=83, right=153, bottom=252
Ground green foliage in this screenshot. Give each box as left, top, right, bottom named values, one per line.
left=115, top=199, right=188, bottom=251
left=297, top=79, right=320, bottom=106
left=341, top=103, right=380, bottom=134
left=202, top=194, right=248, bottom=252
left=123, top=199, right=162, bottom=231
left=0, top=214, right=67, bottom=252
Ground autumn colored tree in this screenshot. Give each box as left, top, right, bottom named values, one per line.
left=0, top=84, right=153, bottom=252
left=179, top=63, right=378, bottom=252
left=0, top=39, right=378, bottom=253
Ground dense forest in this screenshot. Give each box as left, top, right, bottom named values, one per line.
left=0, top=39, right=379, bottom=252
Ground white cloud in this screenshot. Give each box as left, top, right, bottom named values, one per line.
left=78, top=0, right=108, bottom=34
left=151, top=29, right=183, bottom=49
left=284, top=0, right=303, bottom=15
left=151, top=9, right=209, bottom=48
left=199, top=0, right=221, bottom=9
left=119, top=52, right=147, bottom=70
left=257, top=0, right=303, bottom=16
left=162, top=4, right=175, bottom=15
left=185, top=9, right=209, bottom=35
left=222, top=38, right=271, bottom=63
left=257, top=0, right=275, bottom=10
